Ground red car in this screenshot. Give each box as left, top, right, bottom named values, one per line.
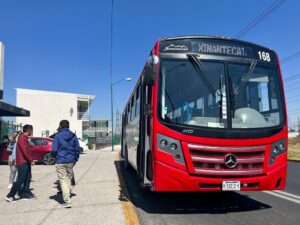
left=0, top=137, right=55, bottom=165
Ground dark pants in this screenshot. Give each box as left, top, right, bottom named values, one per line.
left=7, top=163, right=31, bottom=197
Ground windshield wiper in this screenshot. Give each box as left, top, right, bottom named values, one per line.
left=234, top=60, right=257, bottom=96
left=187, top=54, right=219, bottom=97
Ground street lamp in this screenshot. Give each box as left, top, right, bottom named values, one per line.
left=111, top=77, right=132, bottom=151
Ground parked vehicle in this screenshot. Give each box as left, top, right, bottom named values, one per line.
left=78, top=138, right=89, bottom=154
left=0, top=137, right=55, bottom=165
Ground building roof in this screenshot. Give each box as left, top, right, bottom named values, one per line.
left=0, top=100, right=30, bottom=116
left=16, top=88, right=95, bottom=100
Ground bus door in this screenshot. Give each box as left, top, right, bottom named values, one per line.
left=121, top=113, right=126, bottom=159
left=137, top=83, right=152, bottom=188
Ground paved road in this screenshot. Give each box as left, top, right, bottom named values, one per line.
left=119, top=161, right=300, bottom=225
left=285, top=162, right=300, bottom=196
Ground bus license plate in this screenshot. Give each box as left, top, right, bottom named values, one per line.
left=222, top=181, right=240, bottom=191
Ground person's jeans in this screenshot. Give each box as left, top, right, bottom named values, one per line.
left=56, top=163, right=75, bottom=204
left=23, top=164, right=32, bottom=195
left=8, top=155, right=17, bottom=185
left=7, top=163, right=31, bottom=197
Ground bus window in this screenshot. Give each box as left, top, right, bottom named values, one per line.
left=127, top=105, right=131, bottom=123
left=228, top=63, right=283, bottom=128
left=135, top=86, right=140, bottom=117
left=130, top=96, right=135, bottom=121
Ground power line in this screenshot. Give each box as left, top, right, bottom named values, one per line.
left=288, top=112, right=300, bottom=116
left=285, top=86, right=300, bottom=94
left=286, top=87, right=300, bottom=93
left=281, top=51, right=300, bottom=65
left=286, top=94, right=300, bottom=100
left=234, top=0, right=287, bottom=38
left=284, top=73, right=300, bottom=82
left=287, top=98, right=300, bottom=104
left=289, top=109, right=300, bottom=113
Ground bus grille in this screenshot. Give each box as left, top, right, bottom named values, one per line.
left=188, top=144, right=266, bottom=177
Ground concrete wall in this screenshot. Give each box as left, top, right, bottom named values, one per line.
left=16, top=89, right=94, bottom=138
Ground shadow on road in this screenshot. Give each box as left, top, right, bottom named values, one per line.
left=115, top=159, right=271, bottom=214
left=48, top=182, right=77, bottom=204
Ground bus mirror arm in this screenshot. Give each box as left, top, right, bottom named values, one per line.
left=144, top=104, right=151, bottom=116
left=144, top=63, right=156, bottom=86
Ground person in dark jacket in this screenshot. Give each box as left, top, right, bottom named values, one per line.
left=51, top=120, right=80, bottom=208
left=6, top=125, right=35, bottom=202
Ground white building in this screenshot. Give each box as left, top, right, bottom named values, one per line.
left=16, top=88, right=95, bottom=138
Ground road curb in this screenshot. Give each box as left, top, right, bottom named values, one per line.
left=288, top=159, right=300, bottom=162
left=115, top=151, right=140, bottom=225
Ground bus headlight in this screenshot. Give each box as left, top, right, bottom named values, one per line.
left=160, top=139, right=168, bottom=147
left=272, top=146, right=279, bottom=154
left=269, top=139, right=286, bottom=165
left=157, top=134, right=185, bottom=165
left=278, top=143, right=285, bottom=151
left=170, top=143, right=177, bottom=150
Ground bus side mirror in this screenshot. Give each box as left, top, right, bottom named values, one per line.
left=144, top=63, right=156, bottom=86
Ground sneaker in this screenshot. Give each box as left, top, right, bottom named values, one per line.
left=21, top=194, right=36, bottom=200
left=17, top=191, right=24, bottom=198
left=28, top=192, right=36, bottom=198
left=6, top=196, right=16, bottom=202
left=7, top=184, right=13, bottom=189
left=60, top=202, right=72, bottom=208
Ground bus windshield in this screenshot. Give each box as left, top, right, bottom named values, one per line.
left=159, top=58, right=284, bottom=129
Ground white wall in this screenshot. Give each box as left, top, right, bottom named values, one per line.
left=16, top=89, right=93, bottom=138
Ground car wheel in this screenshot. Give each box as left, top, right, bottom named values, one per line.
left=43, top=153, right=55, bottom=165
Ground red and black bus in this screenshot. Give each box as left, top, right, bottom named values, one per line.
left=121, top=36, right=287, bottom=192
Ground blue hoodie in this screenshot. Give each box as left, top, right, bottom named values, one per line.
left=51, top=128, right=80, bottom=164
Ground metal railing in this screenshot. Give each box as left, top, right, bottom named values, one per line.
left=77, top=112, right=89, bottom=120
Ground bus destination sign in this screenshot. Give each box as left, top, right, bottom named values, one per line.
left=194, top=41, right=251, bottom=57
left=160, top=38, right=276, bottom=63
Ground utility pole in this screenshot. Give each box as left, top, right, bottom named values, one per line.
left=94, top=120, right=97, bottom=148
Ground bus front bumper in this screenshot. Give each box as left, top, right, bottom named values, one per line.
left=153, top=160, right=287, bottom=192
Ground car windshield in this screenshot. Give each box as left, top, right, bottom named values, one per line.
left=159, top=59, right=284, bottom=129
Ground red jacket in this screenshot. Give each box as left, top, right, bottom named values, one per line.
left=16, top=133, right=32, bottom=165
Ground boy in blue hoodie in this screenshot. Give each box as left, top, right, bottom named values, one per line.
left=51, top=120, right=80, bottom=208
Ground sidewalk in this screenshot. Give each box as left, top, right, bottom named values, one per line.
left=0, top=146, right=125, bottom=225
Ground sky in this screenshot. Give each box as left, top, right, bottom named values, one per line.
left=0, top=0, right=300, bottom=127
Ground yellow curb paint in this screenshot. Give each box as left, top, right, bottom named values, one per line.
left=115, top=151, right=140, bottom=225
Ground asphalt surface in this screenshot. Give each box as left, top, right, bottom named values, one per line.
left=119, top=161, right=300, bottom=225
left=285, top=162, right=300, bottom=196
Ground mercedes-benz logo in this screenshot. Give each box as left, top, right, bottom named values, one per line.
left=224, top=154, right=237, bottom=168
